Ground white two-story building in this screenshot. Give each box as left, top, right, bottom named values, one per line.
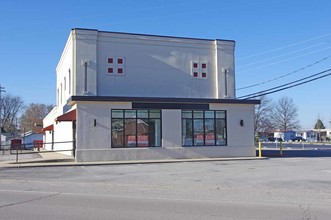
left=43, top=28, right=259, bottom=162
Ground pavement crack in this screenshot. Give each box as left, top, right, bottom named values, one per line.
left=0, top=192, right=61, bottom=209
left=298, top=204, right=316, bottom=220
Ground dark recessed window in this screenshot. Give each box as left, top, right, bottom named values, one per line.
left=182, top=110, right=227, bottom=147
left=111, top=109, right=162, bottom=148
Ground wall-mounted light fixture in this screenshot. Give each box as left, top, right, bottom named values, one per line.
left=240, top=120, right=244, bottom=127
left=90, top=118, right=97, bottom=127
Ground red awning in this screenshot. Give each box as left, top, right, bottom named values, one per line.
left=56, top=109, right=76, bottom=122
left=42, top=124, right=54, bottom=131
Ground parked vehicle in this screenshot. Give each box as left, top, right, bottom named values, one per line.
left=268, top=137, right=283, bottom=142
left=291, top=136, right=306, bottom=142
left=258, top=137, right=268, bottom=142
left=268, top=137, right=275, bottom=142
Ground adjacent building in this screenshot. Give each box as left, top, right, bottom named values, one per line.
left=43, top=28, right=259, bottom=162
left=273, top=130, right=296, bottom=142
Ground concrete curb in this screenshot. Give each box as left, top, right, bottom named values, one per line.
left=0, top=156, right=268, bottom=169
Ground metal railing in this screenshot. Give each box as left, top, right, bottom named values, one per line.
left=0, top=141, right=74, bottom=163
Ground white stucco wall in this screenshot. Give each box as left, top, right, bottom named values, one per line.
left=73, top=101, right=256, bottom=162
left=74, top=29, right=98, bottom=96
left=53, top=121, right=74, bottom=156
left=162, top=110, right=182, bottom=148
left=216, top=40, right=236, bottom=98
left=56, top=33, right=74, bottom=113
left=76, top=101, right=131, bottom=151
left=43, top=107, right=57, bottom=126
left=210, top=103, right=256, bottom=156
left=69, top=29, right=235, bottom=100
left=43, top=131, right=53, bottom=151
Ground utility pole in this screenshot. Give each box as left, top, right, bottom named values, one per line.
left=0, top=85, right=6, bottom=152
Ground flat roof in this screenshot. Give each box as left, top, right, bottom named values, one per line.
left=72, top=28, right=235, bottom=43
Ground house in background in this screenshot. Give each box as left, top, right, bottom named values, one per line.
left=43, top=28, right=259, bottom=162
left=21, top=120, right=44, bottom=149
left=273, top=130, right=296, bottom=142
left=1, top=132, right=15, bottom=150
left=313, top=129, right=331, bottom=141
left=21, top=131, right=43, bottom=149
left=301, top=130, right=318, bottom=142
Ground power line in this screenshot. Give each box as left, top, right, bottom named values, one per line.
left=239, top=68, right=331, bottom=98
left=237, top=46, right=331, bottom=73
left=237, top=55, right=331, bottom=90
left=237, top=32, right=331, bottom=61
left=238, top=69, right=331, bottom=99
left=236, top=42, right=327, bottom=69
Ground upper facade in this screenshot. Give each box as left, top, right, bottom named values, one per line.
left=56, top=28, right=236, bottom=109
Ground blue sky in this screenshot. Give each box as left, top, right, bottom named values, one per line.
left=1, top=0, right=330, bottom=129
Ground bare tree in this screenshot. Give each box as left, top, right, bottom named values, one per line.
left=19, top=103, right=54, bottom=132
left=0, top=94, right=25, bottom=133
left=254, top=96, right=274, bottom=134
left=272, top=96, right=300, bottom=131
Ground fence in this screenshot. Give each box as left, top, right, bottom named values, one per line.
left=0, top=140, right=74, bottom=163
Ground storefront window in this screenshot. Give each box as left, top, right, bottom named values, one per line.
left=193, top=119, right=204, bottom=146
left=111, top=110, right=161, bottom=148
left=182, top=119, right=193, bottom=146
left=111, top=119, right=124, bottom=147
left=182, top=110, right=227, bottom=146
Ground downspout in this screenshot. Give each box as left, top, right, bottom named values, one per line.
left=214, top=40, right=219, bottom=99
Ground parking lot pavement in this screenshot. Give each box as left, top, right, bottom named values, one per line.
left=0, top=157, right=330, bottom=219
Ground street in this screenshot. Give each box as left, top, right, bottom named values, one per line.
left=258, top=142, right=331, bottom=157
left=1, top=158, right=331, bottom=219
left=259, top=142, right=331, bottom=150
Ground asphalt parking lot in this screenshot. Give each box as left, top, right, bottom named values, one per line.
left=0, top=157, right=330, bottom=219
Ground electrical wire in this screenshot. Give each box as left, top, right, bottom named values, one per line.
left=237, top=55, right=331, bottom=90
left=236, top=42, right=327, bottom=69
left=237, top=46, right=331, bottom=73
left=237, top=32, right=331, bottom=61
left=238, top=68, right=331, bottom=99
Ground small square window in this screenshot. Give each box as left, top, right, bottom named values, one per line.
left=193, top=72, right=198, bottom=77
left=118, top=68, right=123, bottom=74
left=118, top=58, right=123, bottom=64
left=202, top=72, right=207, bottom=78
left=193, top=63, right=198, bottom=68
left=108, top=58, right=113, bottom=64
left=202, top=63, right=207, bottom=69
left=108, top=68, right=113, bottom=73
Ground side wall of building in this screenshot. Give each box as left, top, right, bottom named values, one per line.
left=52, top=121, right=74, bottom=156
left=56, top=33, right=74, bottom=113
